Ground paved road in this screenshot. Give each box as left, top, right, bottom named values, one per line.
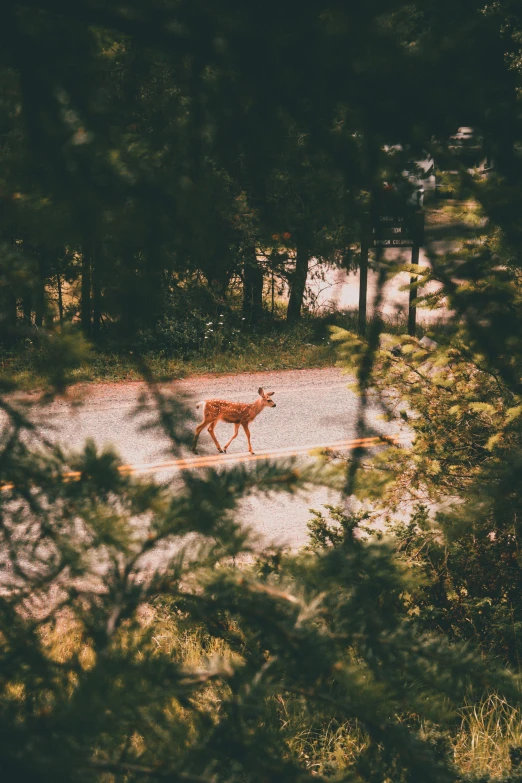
left=28, top=368, right=405, bottom=549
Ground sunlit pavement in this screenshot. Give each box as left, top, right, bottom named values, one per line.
left=21, top=368, right=408, bottom=549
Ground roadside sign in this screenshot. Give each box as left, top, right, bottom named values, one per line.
left=368, top=211, right=424, bottom=248
left=359, top=201, right=425, bottom=339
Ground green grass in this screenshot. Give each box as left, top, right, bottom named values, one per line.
left=93, top=333, right=336, bottom=381
left=1, top=329, right=337, bottom=390
left=0, top=309, right=453, bottom=391
left=37, top=603, right=522, bottom=780
left=425, top=199, right=482, bottom=227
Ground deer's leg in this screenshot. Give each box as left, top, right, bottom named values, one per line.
left=192, top=419, right=209, bottom=453
left=242, top=422, right=255, bottom=454
left=207, top=422, right=224, bottom=453
left=223, top=423, right=240, bottom=453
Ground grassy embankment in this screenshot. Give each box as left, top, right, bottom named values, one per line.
left=1, top=318, right=336, bottom=389
left=0, top=308, right=449, bottom=390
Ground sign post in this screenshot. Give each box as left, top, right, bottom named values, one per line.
left=359, top=201, right=424, bottom=337
left=408, top=243, right=419, bottom=337
left=358, top=219, right=369, bottom=336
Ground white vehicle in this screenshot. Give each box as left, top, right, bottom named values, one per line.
left=403, top=154, right=436, bottom=206
left=383, top=145, right=436, bottom=206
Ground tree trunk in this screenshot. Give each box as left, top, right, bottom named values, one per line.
left=119, top=246, right=136, bottom=339
left=81, top=238, right=92, bottom=336
left=22, top=295, right=32, bottom=325
left=34, top=257, right=46, bottom=328
left=286, top=247, right=309, bottom=322
left=243, top=249, right=264, bottom=325
left=2, top=226, right=19, bottom=340
left=92, top=240, right=102, bottom=339
left=0, top=288, right=17, bottom=343
left=57, top=272, right=64, bottom=326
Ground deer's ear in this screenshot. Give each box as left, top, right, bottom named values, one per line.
left=267, top=391, right=275, bottom=396
left=258, top=387, right=264, bottom=396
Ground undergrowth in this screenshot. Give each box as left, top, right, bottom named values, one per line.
left=35, top=591, right=522, bottom=781
left=454, top=694, right=522, bottom=779
left=0, top=309, right=450, bottom=389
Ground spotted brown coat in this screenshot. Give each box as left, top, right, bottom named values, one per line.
left=192, top=387, right=276, bottom=455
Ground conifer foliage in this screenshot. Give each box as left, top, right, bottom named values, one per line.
left=2, top=0, right=522, bottom=781
left=1, top=375, right=520, bottom=782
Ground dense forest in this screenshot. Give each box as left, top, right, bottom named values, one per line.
left=1, top=1, right=522, bottom=781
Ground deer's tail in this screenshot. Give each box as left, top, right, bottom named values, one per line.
left=195, top=400, right=206, bottom=410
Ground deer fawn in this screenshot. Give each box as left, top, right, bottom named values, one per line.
left=192, top=387, right=276, bottom=455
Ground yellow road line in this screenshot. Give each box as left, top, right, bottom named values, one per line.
left=128, top=435, right=406, bottom=474
left=1, top=434, right=408, bottom=491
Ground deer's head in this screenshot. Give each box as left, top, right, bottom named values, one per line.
left=258, top=387, right=276, bottom=408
